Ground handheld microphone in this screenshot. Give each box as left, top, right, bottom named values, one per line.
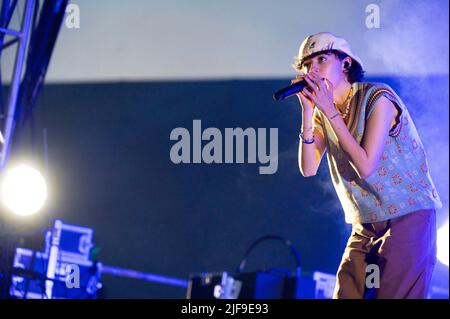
left=273, top=79, right=307, bottom=101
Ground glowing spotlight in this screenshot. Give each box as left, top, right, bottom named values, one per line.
left=437, top=221, right=449, bottom=266
left=1, top=165, right=47, bottom=216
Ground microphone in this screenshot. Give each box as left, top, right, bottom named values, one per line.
left=273, top=79, right=307, bottom=101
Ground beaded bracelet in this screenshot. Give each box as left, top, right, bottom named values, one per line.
left=299, top=131, right=315, bottom=144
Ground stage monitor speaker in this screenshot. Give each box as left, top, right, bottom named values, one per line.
left=187, top=271, right=316, bottom=299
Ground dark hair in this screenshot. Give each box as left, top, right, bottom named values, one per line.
left=292, top=49, right=365, bottom=84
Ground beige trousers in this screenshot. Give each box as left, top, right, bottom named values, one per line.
left=333, top=209, right=437, bottom=299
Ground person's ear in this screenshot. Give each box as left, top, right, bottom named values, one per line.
left=343, top=58, right=352, bottom=72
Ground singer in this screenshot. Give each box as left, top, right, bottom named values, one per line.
left=292, top=32, right=442, bottom=299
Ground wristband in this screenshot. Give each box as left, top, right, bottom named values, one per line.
left=299, top=131, right=315, bottom=144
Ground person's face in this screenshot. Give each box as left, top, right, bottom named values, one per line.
left=301, top=53, right=348, bottom=87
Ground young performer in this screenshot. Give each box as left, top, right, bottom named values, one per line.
left=292, top=32, right=442, bottom=299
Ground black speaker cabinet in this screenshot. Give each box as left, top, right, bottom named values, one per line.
left=187, top=271, right=316, bottom=299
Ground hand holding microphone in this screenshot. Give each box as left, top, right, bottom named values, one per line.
left=274, top=73, right=335, bottom=116
left=273, top=75, right=308, bottom=101
left=290, top=74, right=315, bottom=114
left=274, top=74, right=316, bottom=116
left=273, top=74, right=317, bottom=114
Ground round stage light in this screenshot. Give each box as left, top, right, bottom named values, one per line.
left=437, top=220, right=449, bottom=266
left=1, top=165, right=47, bottom=216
